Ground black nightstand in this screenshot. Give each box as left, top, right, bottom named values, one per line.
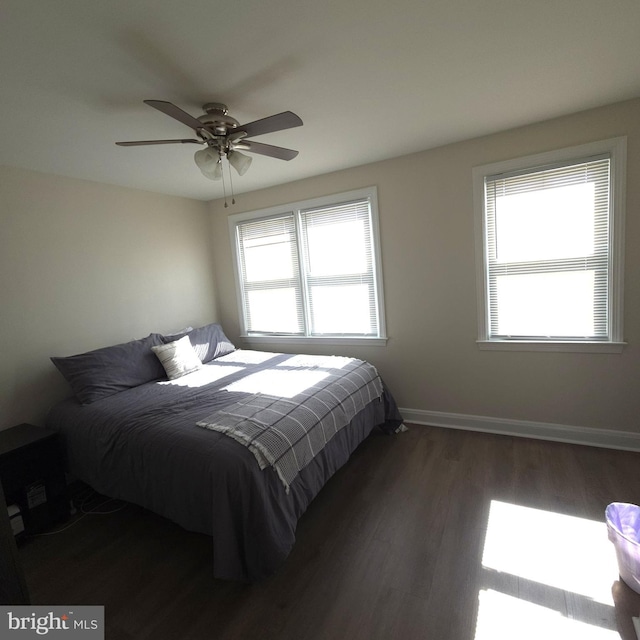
left=0, top=424, right=70, bottom=534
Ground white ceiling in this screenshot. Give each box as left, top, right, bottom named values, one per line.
left=1, top=0, right=639, bottom=201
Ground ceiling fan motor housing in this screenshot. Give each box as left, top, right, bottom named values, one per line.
left=198, top=103, right=240, bottom=135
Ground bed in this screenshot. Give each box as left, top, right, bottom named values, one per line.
left=46, top=324, right=403, bottom=581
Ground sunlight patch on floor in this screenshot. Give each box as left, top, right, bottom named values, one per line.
left=482, top=500, right=618, bottom=605
left=475, top=589, right=619, bottom=640
left=476, top=500, right=622, bottom=640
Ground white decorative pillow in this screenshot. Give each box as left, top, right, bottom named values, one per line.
left=151, top=335, right=202, bottom=380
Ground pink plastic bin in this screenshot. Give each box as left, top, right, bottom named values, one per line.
left=606, top=502, right=640, bottom=594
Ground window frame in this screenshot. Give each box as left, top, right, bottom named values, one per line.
left=229, top=186, right=387, bottom=347
left=473, top=137, right=626, bottom=353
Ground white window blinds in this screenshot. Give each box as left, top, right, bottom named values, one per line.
left=236, top=213, right=305, bottom=335
left=300, top=199, right=379, bottom=336
left=484, top=155, right=611, bottom=340
left=233, top=189, right=384, bottom=339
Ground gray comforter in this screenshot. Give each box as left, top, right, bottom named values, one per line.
left=46, top=350, right=403, bottom=581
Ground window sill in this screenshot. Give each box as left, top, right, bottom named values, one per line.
left=477, top=340, right=626, bottom=354
left=241, top=335, right=388, bottom=348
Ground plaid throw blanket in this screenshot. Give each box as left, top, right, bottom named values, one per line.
left=197, top=354, right=383, bottom=493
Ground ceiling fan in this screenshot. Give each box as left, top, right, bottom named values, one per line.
left=116, top=100, right=303, bottom=182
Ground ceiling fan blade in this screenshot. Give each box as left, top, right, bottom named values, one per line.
left=116, top=139, right=202, bottom=146
left=143, top=100, right=205, bottom=132
left=241, top=140, right=299, bottom=161
left=236, top=111, right=303, bottom=139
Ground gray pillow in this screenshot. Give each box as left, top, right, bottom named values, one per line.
left=162, top=326, right=193, bottom=342
left=51, top=333, right=166, bottom=404
left=165, top=323, right=235, bottom=363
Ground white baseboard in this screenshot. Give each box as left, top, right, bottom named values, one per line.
left=399, top=407, right=640, bottom=452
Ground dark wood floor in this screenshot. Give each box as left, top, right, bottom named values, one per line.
left=17, top=425, right=640, bottom=640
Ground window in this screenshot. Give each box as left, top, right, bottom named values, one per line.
left=229, top=187, right=386, bottom=345
left=473, top=138, right=626, bottom=352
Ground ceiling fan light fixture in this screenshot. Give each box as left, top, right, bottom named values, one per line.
left=228, top=150, right=252, bottom=176
left=194, top=148, right=222, bottom=180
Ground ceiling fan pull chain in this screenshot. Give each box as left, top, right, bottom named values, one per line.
left=227, top=155, right=236, bottom=205
left=220, top=155, right=229, bottom=208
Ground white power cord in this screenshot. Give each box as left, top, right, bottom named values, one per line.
left=31, top=488, right=127, bottom=537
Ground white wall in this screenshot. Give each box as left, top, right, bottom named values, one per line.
left=0, top=166, right=216, bottom=430
left=2, top=99, right=637, bottom=441
left=210, top=98, right=640, bottom=435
